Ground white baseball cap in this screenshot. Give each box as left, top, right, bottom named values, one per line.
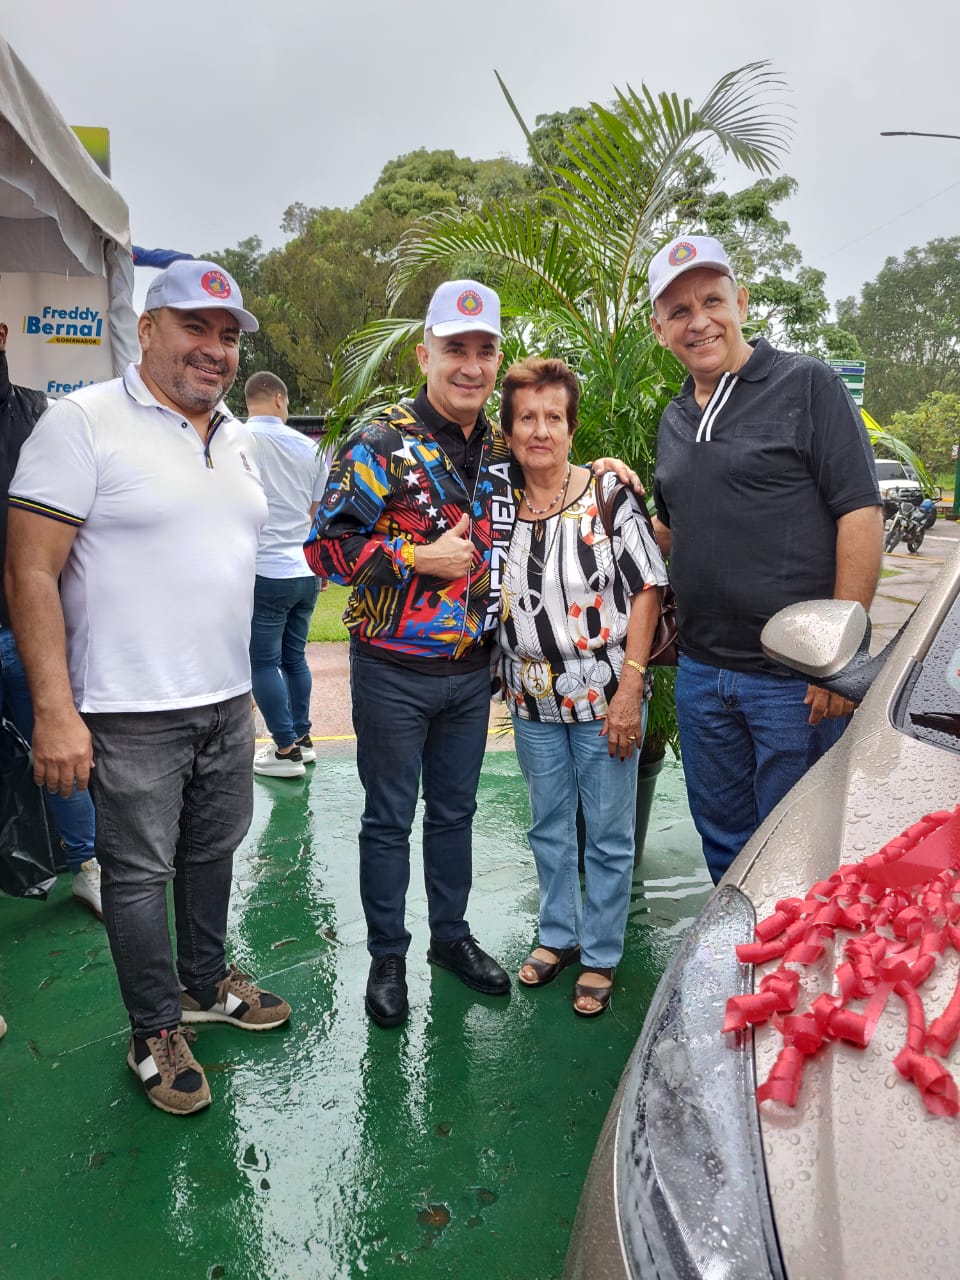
left=144, top=259, right=259, bottom=332
left=424, top=279, right=501, bottom=338
left=648, top=235, right=736, bottom=306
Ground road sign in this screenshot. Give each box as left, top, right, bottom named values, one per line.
left=826, top=358, right=866, bottom=406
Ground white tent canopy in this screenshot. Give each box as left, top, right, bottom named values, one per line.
left=0, top=36, right=137, bottom=382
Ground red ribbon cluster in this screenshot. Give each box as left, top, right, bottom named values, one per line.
left=722, top=807, right=960, bottom=1116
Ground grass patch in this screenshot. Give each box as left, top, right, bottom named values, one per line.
left=309, top=584, right=351, bottom=642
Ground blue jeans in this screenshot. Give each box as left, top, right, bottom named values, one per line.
left=350, top=647, right=491, bottom=956
left=250, top=575, right=320, bottom=749
left=512, top=715, right=640, bottom=970
left=676, top=655, right=848, bottom=885
left=0, top=626, right=95, bottom=873
left=84, top=694, right=254, bottom=1037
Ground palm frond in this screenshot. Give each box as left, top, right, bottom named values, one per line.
left=388, top=204, right=596, bottom=340
left=535, top=63, right=792, bottom=317
left=694, top=61, right=793, bottom=173
left=862, top=416, right=937, bottom=493
left=330, top=315, right=422, bottom=405
left=494, top=69, right=552, bottom=182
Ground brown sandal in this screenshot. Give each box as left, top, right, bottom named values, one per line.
left=518, top=944, right=581, bottom=988
left=573, top=967, right=614, bottom=1017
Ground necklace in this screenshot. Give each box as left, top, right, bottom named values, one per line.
left=522, top=464, right=571, bottom=518
left=525, top=476, right=571, bottom=576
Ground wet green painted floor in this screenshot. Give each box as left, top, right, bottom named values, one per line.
left=0, top=746, right=709, bottom=1280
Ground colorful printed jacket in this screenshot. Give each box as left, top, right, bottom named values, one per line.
left=304, top=401, right=518, bottom=660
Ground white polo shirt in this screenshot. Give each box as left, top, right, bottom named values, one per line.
left=246, top=416, right=330, bottom=577
left=10, top=364, right=268, bottom=713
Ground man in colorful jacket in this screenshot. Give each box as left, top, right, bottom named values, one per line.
left=306, top=280, right=516, bottom=1027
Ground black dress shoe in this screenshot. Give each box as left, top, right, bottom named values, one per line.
left=365, top=954, right=408, bottom=1027
left=427, top=936, right=510, bottom=995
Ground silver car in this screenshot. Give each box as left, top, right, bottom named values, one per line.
left=566, top=546, right=960, bottom=1279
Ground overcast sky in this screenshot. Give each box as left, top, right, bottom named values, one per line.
left=6, top=0, right=959, bottom=313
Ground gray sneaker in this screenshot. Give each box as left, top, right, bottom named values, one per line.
left=127, top=1027, right=211, bottom=1115
left=181, top=965, right=292, bottom=1031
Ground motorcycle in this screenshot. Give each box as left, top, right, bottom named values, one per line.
left=883, top=497, right=938, bottom=554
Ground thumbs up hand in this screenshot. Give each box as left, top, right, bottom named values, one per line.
left=410, top=512, right=474, bottom=580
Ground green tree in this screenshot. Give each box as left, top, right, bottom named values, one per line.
left=257, top=205, right=413, bottom=410
left=837, top=237, right=960, bottom=422
left=526, top=106, right=594, bottom=183
left=888, top=391, right=960, bottom=474
left=363, top=149, right=481, bottom=218
left=361, top=148, right=534, bottom=219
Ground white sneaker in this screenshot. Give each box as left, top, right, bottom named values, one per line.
left=294, top=734, right=317, bottom=764
left=0, top=1014, right=6, bottom=1040
left=72, top=857, right=103, bottom=919
left=253, top=743, right=306, bottom=778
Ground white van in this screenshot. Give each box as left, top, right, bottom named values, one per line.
left=874, top=458, right=922, bottom=505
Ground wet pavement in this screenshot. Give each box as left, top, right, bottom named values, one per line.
left=869, top=518, right=960, bottom=649
left=1, top=526, right=954, bottom=1280
left=0, top=720, right=709, bottom=1280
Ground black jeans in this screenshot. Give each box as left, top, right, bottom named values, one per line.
left=350, top=648, right=490, bottom=956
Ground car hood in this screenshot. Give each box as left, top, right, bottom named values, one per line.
left=728, top=577, right=960, bottom=1278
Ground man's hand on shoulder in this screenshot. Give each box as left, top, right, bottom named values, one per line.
left=413, top=513, right=474, bottom=581
left=591, top=458, right=644, bottom=496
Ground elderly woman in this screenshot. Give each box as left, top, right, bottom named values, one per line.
left=499, top=357, right=668, bottom=1016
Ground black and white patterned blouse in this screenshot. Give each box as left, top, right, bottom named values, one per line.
left=500, top=473, right=668, bottom=723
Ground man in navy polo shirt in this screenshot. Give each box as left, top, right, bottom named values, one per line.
left=649, top=234, right=883, bottom=884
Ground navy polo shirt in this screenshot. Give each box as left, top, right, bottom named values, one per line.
left=653, top=337, right=881, bottom=674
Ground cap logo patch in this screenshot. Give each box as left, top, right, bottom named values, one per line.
left=457, top=289, right=483, bottom=317
left=201, top=270, right=232, bottom=300
left=668, top=242, right=697, bottom=268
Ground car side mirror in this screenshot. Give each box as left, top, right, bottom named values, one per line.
left=761, top=600, right=870, bottom=677
left=761, top=599, right=895, bottom=703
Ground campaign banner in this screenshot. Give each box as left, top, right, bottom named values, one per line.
left=0, top=272, right=115, bottom=397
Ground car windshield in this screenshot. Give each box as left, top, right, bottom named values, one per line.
left=875, top=461, right=915, bottom=481
left=895, top=587, right=960, bottom=753
left=875, top=462, right=903, bottom=480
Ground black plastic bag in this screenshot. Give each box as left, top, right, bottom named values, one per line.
left=0, top=717, right=57, bottom=898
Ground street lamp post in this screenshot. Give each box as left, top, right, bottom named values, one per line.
left=881, top=131, right=960, bottom=141
left=882, top=131, right=960, bottom=517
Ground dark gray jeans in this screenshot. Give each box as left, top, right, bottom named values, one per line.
left=85, top=694, right=254, bottom=1037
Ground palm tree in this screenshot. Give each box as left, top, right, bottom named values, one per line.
left=334, top=62, right=792, bottom=759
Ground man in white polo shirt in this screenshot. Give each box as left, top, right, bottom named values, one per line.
left=5, top=259, right=292, bottom=1116
left=244, top=371, right=329, bottom=779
